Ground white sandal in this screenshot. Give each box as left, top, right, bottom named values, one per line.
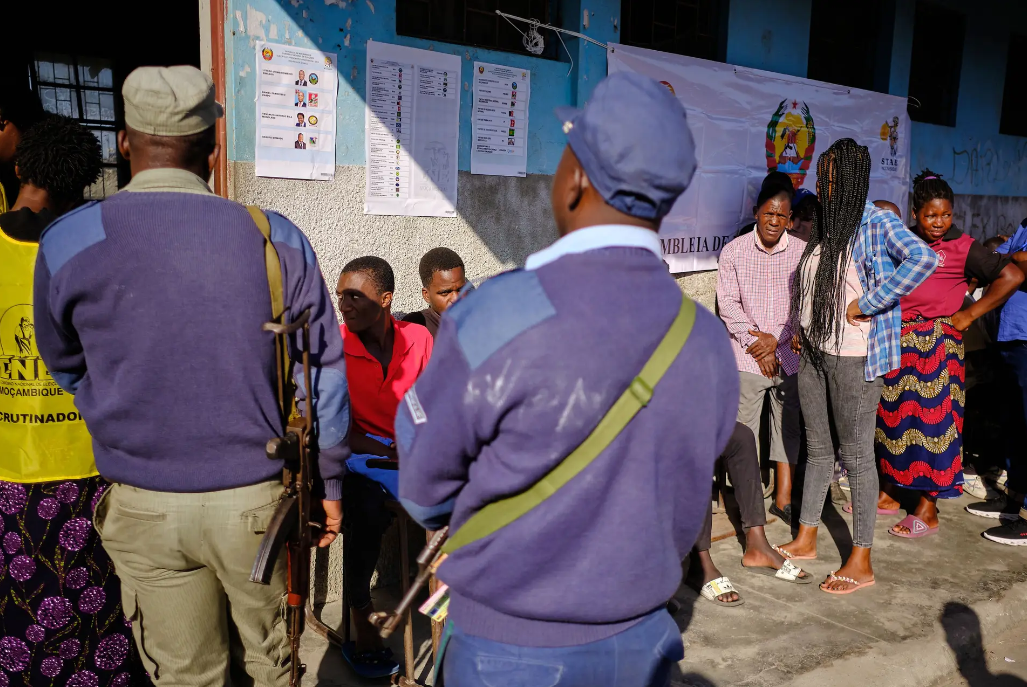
left=743, top=559, right=813, bottom=584
left=699, top=576, right=744, bottom=606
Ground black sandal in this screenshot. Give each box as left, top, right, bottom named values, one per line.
left=769, top=503, right=793, bottom=525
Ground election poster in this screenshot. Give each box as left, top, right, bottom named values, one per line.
left=365, top=41, right=461, bottom=217
left=471, top=62, right=530, bottom=177
left=608, top=43, right=911, bottom=273
left=255, top=42, right=337, bottom=181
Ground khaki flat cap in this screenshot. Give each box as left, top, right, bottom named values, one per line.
left=123, top=65, right=223, bottom=136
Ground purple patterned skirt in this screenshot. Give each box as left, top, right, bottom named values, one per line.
left=0, top=478, right=150, bottom=686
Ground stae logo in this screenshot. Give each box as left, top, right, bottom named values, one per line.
left=478, top=66, right=485, bottom=74
left=765, top=99, right=816, bottom=189
left=309, top=73, right=319, bottom=85
left=880, top=117, right=899, bottom=156
left=878, top=116, right=901, bottom=172
left=262, top=47, right=274, bottom=61
left=324, top=56, right=333, bottom=69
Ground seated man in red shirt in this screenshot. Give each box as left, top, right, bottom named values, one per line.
left=335, top=256, right=433, bottom=677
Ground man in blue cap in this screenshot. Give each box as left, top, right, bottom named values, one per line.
left=396, top=72, right=739, bottom=685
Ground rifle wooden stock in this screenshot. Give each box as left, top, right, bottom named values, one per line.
left=249, top=308, right=315, bottom=687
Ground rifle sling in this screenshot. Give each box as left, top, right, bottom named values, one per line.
left=246, top=205, right=293, bottom=424
left=441, top=295, right=697, bottom=554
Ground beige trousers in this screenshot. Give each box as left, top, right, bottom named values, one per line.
left=93, top=480, right=290, bottom=686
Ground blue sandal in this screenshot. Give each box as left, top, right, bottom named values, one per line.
left=340, top=641, right=401, bottom=679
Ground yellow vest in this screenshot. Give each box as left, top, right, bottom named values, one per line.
left=0, top=230, right=97, bottom=482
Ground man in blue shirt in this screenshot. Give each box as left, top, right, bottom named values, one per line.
left=967, top=220, right=1027, bottom=544
left=395, top=72, right=739, bottom=686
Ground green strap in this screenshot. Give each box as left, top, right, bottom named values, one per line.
left=246, top=205, right=294, bottom=423
left=442, top=295, right=697, bottom=554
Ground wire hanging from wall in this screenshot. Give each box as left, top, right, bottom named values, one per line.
left=496, top=10, right=607, bottom=77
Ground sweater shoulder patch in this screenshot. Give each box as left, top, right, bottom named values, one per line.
left=265, top=210, right=316, bottom=266
left=39, top=202, right=105, bottom=274
left=447, top=269, right=556, bottom=370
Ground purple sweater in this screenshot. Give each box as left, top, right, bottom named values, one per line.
left=33, top=190, right=350, bottom=498
left=396, top=246, right=738, bottom=647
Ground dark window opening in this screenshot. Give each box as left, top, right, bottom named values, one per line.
left=396, top=0, right=560, bottom=59
left=807, top=0, right=890, bottom=92
left=907, top=1, right=965, bottom=127
left=1000, top=34, right=1027, bottom=137
left=620, top=0, right=728, bottom=62
left=30, top=54, right=119, bottom=198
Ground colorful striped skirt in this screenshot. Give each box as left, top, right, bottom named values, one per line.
left=876, top=318, right=965, bottom=499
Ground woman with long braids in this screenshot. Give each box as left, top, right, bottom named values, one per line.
left=875, top=170, right=1022, bottom=537
left=777, top=139, right=938, bottom=595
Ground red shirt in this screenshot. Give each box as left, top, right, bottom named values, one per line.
left=342, top=318, right=433, bottom=440
left=900, top=228, right=1007, bottom=320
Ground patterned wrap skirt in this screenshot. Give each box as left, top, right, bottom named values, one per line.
left=0, top=477, right=150, bottom=686
left=876, top=318, right=965, bottom=498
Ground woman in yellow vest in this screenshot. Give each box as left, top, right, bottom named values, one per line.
left=0, top=115, right=148, bottom=686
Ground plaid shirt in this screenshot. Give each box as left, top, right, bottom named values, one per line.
left=717, top=228, right=804, bottom=376
left=852, top=201, right=938, bottom=381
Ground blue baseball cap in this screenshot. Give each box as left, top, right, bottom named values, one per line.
left=555, top=72, right=696, bottom=220
left=792, top=187, right=818, bottom=207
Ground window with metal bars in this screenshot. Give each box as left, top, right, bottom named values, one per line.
left=620, top=0, right=728, bottom=62
left=30, top=53, right=119, bottom=198
left=396, top=0, right=559, bottom=59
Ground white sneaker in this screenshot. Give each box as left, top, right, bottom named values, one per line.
left=963, top=469, right=990, bottom=500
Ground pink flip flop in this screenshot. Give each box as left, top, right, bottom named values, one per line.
left=842, top=502, right=900, bottom=516
left=887, top=514, right=938, bottom=539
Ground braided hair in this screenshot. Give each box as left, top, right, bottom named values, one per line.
left=792, top=138, right=872, bottom=370
left=911, top=168, right=953, bottom=216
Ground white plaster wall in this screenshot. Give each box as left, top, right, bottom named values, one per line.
left=230, top=162, right=718, bottom=313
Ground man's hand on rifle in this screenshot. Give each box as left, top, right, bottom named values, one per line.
left=319, top=499, right=342, bottom=547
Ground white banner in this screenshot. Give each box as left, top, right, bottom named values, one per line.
left=608, top=44, right=911, bottom=273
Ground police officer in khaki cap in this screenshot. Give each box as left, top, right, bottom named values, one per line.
left=34, top=65, right=351, bottom=686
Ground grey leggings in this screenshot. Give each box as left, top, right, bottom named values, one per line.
left=797, top=351, right=884, bottom=548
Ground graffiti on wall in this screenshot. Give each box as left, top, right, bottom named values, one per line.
left=951, top=193, right=1027, bottom=242
left=951, top=140, right=1027, bottom=193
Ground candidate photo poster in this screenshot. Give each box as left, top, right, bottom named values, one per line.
left=256, top=42, right=337, bottom=181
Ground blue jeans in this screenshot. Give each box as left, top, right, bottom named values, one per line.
left=999, top=341, right=1027, bottom=512
left=442, top=610, right=683, bottom=687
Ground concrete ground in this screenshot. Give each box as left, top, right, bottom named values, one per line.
left=302, top=490, right=1027, bottom=687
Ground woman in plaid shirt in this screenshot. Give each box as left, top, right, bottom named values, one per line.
left=777, top=139, right=938, bottom=595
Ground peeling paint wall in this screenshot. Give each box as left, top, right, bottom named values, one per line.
left=222, top=0, right=724, bottom=314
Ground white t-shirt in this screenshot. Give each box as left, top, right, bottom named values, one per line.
left=799, top=247, right=870, bottom=357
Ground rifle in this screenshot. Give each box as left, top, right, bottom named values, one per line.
left=249, top=308, right=332, bottom=686
left=368, top=525, right=449, bottom=638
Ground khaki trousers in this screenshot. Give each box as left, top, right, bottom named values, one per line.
left=737, top=369, right=801, bottom=464
left=94, top=480, right=290, bottom=686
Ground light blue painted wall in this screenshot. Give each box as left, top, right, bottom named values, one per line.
left=724, top=0, right=811, bottom=78
left=224, top=0, right=1027, bottom=196
left=907, top=0, right=1027, bottom=197
left=226, top=0, right=614, bottom=175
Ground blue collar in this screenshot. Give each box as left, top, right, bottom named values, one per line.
left=525, top=225, right=664, bottom=271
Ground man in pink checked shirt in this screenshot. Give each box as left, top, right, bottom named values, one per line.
left=717, top=172, right=805, bottom=524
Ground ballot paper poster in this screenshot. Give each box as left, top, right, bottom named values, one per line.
left=607, top=44, right=911, bottom=274
left=365, top=41, right=461, bottom=217
left=255, top=42, right=338, bottom=181
left=471, top=62, right=530, bottom=177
